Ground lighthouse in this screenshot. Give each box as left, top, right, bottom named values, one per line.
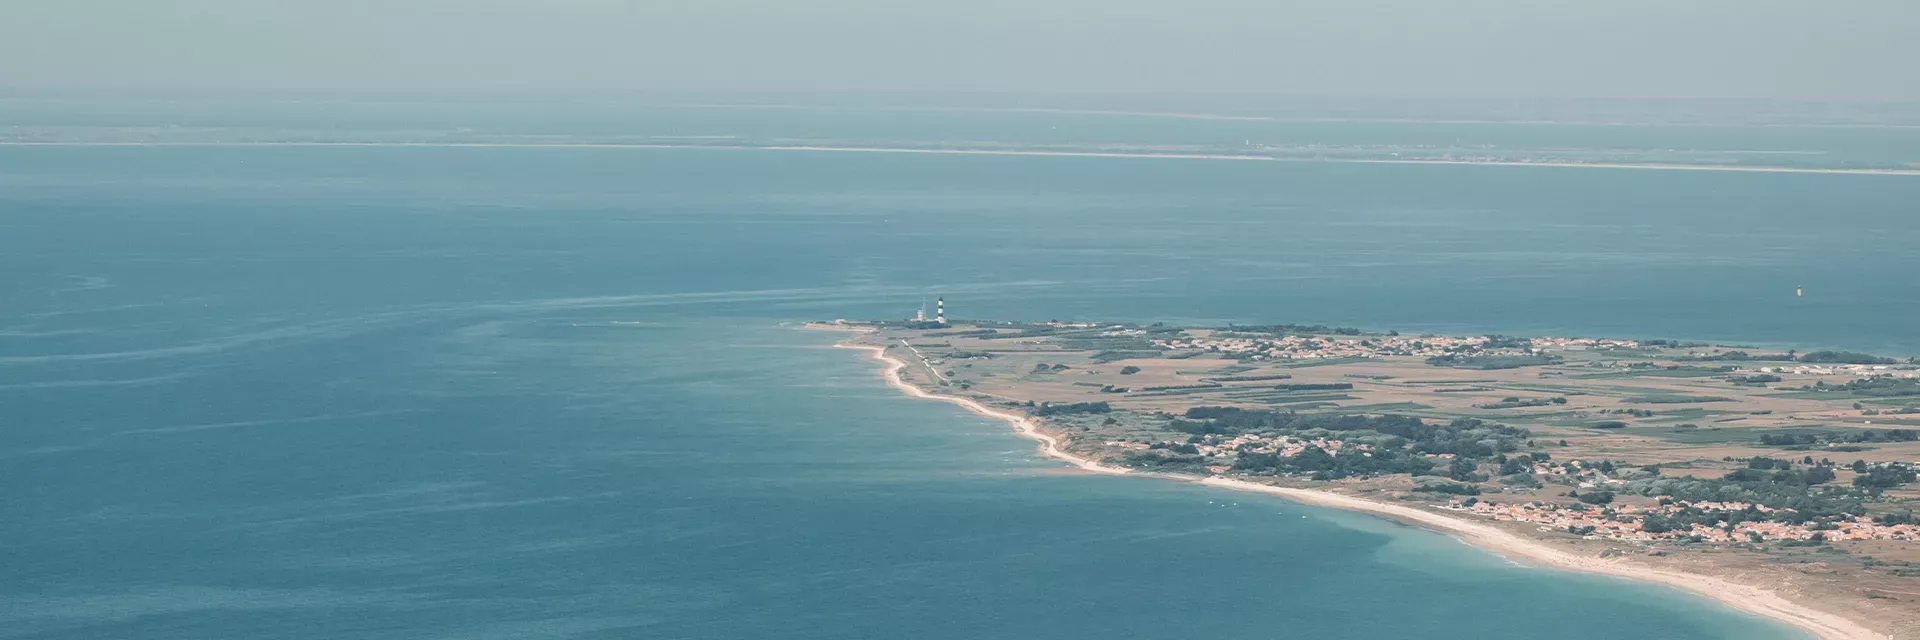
left=936, top=298, right=946, bottom=324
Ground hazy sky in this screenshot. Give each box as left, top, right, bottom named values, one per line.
left=4, top=0, right=1916, bottom=100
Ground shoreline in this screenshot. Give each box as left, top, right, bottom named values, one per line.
left=6, top=141, right=1918, bottom=176
left=835, top=342, right=1127, bottom=475
left=834, top=341, right=1885, bottom=640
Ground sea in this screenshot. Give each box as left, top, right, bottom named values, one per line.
left=6, top=96, right=1920, bottom=639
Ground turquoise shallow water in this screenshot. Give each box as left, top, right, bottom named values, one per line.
left=10, top=108, right=1916, bottom=639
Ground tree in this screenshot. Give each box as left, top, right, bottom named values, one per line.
left=1119, top=366, right=1142, bottom=375
left=1577, top=491, right=1615, bottom=505
left=1231, top=451, right=1282, bottom=472
left=1853, top=464, right=1918, bottom=489
left=1291, top=445, right=1336, bottom=471
left=1448, top=457, right=1479, bottom=482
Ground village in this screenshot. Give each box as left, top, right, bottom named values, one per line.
left=1101, top=433, right=1920, bottom=545
left=1148, top=332, right=1920, bottom=381
left=1443, top=499, right=1920, bottom=543
left=842, top=313, right=1920, bottom=636
left=1152, top=332, right=1643, bottom=361
left=1753, top=364, right=1920, bottom=378
left=1104, top=432, right=1370, bottom=469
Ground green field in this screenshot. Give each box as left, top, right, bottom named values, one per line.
left=1234, top=392, right=1358, bottom=404
left=1330, top=402, right=1434, bottom=413
left=1272, top=357, right=1374, bottom=369
left=1569, top=368, right=1732, bottom=380
left=1638, top=408, right=1740, bottom=423
left=1624, top=394, right=1735, bottom=404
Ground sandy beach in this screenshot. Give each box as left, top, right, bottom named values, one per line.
left=836, top=341, right=1886, bottom=640
left=837, top=343, right=1127, bottom=475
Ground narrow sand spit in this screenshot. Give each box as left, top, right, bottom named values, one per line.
left=838, top=342, right=1884, bottom=640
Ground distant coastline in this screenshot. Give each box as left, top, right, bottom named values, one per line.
left=833, top=338, right=1894, bottom=640
left=6, top=141, right=1918, bottom=177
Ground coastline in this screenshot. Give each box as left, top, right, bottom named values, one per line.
left=834, top=341, right=1886, bottom=640
left=835, top=342, right=1127, bottom=475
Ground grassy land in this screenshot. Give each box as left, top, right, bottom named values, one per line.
left=844, top=319, right=1920, bottom=614
left=1570, top=368, right=1733, bottom=379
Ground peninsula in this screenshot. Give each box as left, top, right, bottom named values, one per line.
left=817, top=317, right=1920, bottom=639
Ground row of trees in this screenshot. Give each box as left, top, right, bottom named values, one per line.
left=1675, top=349, right=1900, bottom=365
left=1230, top=442, right=1436, bottom=480
left=1677, top=351, right=1795, bottom=362
left=1811, top=376, right=1920, bottom=397
left=1626, top=474, right=1869, bottom=521
left=1760, top=428, right=1919, bottom=446
left=1475, top=396, right=1568, bottom=409
left=1796, top=350, right=1898, bottom=365
left=1854, top=463, right=1919, bottom=489
left=1172, top=407, right=1532, bottom=481
left=1424, top=353, right=1564, bottom=370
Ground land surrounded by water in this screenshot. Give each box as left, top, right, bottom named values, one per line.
left=819, top=318, right=1920, bottom=639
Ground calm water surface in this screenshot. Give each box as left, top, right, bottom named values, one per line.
left=10, top=115, right=1915, bottom=639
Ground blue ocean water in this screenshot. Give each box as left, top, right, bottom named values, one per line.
left=7, top=104, right=1917, bottom=639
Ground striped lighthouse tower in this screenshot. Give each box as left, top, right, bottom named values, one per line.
left=936, top=298, right=945, bottom=324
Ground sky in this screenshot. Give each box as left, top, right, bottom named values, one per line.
left=3, top=0, right=1917, bottom=101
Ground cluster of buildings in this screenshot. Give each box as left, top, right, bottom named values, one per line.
left=1143, top=332, right=1659, bottom=362
left=1152, top=334, right=1528, bottom=361
left=1442, top=499, right=1920, bottom=543
left=1104, top=433, right=1370, bottom=459
left=1745, top=364, right=1918, bottom=377
left=1191, top=433, right=1368, bottom=458
left=1529, top=337, right=1643, bottom=350
left=1531, top=460, right=1631, bottom=489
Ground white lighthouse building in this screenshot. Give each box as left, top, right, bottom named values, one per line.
left=936, top=298, right=945, bottom=324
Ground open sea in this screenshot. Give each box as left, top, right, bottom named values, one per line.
left=6, top=99, right=1920, bottom=639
